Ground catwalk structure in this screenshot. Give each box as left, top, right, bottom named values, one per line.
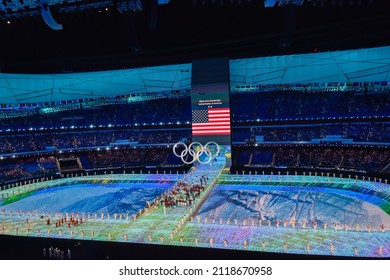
left=0, top=149, right=389, bottom=258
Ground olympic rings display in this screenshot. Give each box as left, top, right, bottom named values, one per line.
left=173, top=141, right=220, bottom=164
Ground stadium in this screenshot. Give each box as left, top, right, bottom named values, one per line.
left=0, top=0, right=390, bottom=260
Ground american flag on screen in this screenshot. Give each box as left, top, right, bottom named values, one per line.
left=192, top=108, right=231, bottom=136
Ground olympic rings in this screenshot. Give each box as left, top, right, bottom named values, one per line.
left=173, top=142, right=220, bottom=165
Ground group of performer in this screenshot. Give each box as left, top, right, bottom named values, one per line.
left=160, top=175, right=209, bottom=207
left=51, top=216, right=83, bottom=228
left=190, top=215, right=387, bottom=233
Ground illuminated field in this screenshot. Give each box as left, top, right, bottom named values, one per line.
left=175, top=175, right=390, bottom=257
left=1, top=167, right=389, bottom=258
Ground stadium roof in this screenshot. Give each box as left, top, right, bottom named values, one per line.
left=0, top=45, right=389, bottom=105
left=230, top=45, right=390, bottom=85
left=0, top=63, right=191, bottom=104
left=0, top=0, right=389, bottom=73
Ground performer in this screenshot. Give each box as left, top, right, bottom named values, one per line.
left=209, top=237, right=214, bottom=248
left=378, top=245, right=384, bottom=257
left=353, top=246, right=358, bottom=257
left=261, top=241, right=266, bottom=251
left=329, top=244, right=334, bottom=256
left=355, top=224, right=360, bottom=232
left=291, top=219, right=296, bottom=228
left=306, top=242, right=310, bottom=254
left=283, top=242, right=287, bottom=253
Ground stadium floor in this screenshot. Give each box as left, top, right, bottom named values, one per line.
left=0, top=163, right=389, bottom=259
